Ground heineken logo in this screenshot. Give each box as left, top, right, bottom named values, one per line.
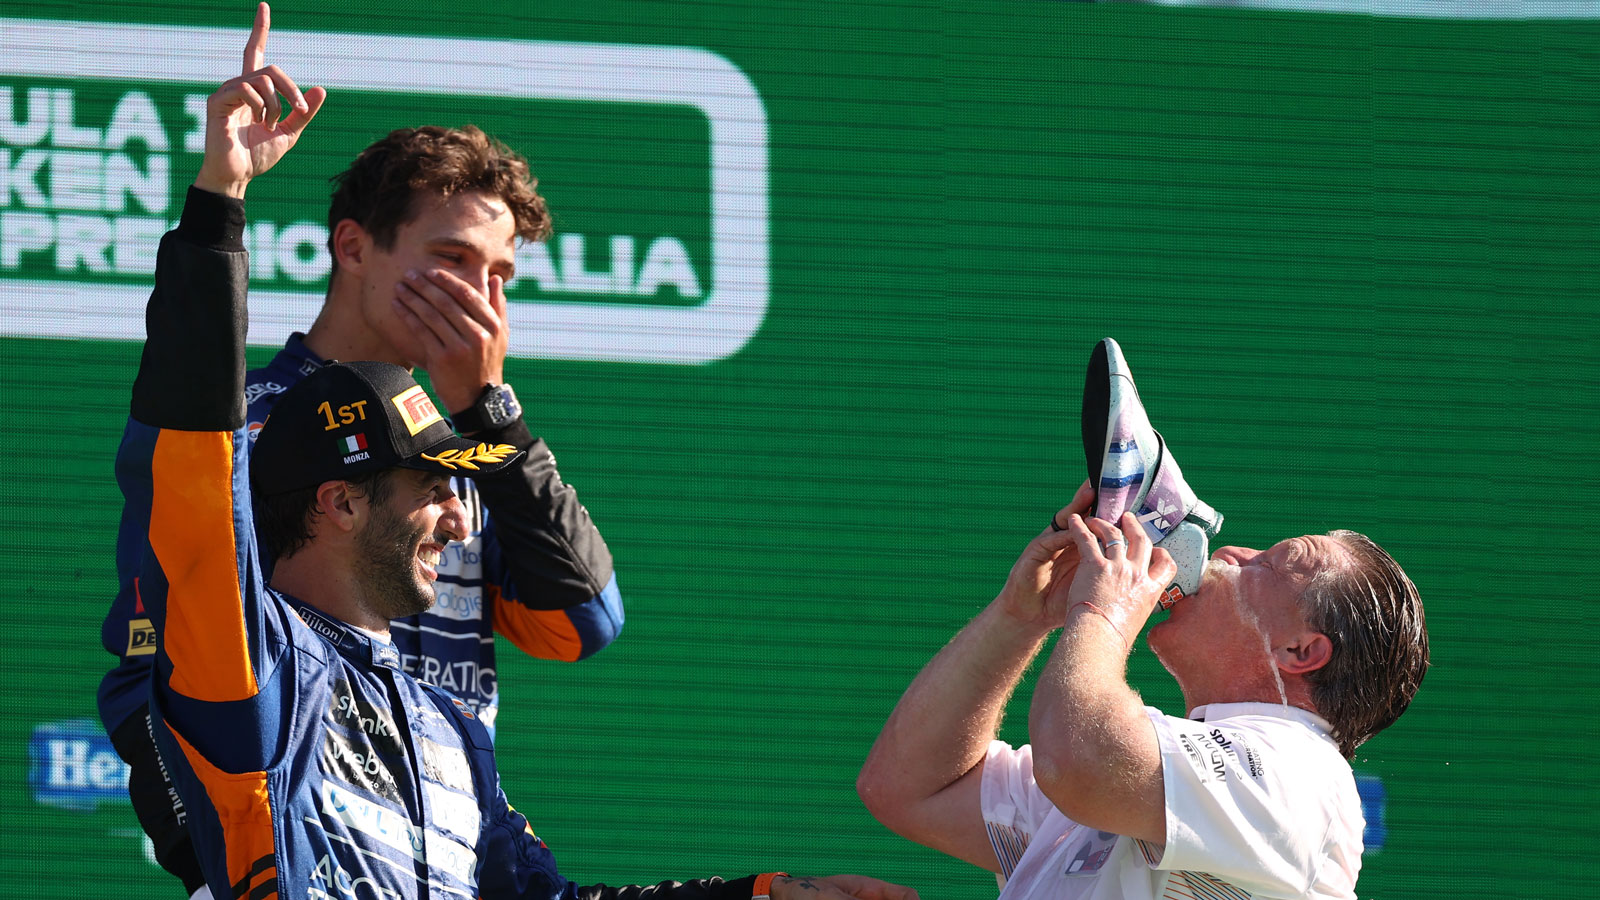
left=0, top=18, right=769, bottom=364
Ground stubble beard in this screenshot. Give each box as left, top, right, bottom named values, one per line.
left=354, top=503, right=438, bottom=621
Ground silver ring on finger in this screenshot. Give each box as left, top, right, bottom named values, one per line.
left=1102, top=538, right=1127, bottom=552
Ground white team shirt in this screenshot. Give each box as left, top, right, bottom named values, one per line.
left=980, top=703, right=1364, bottom=900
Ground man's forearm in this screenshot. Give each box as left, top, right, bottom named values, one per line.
left=577, top=874, right=756, bottom=900
left=131, top=187, right=248, bottom=431
left=1026, top=604, right=1165, bottom=843
left=858, top=601, right=1049, bottom=858
left=472, top=422, right=616, bottom=611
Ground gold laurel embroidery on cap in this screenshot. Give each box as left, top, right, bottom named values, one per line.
left=420, top=443, right=517, bottom=471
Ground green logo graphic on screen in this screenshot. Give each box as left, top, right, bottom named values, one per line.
left=0, top=18, right=769, bottom=364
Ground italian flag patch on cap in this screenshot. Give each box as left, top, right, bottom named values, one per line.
left=339, top=434, right=368, bottom=453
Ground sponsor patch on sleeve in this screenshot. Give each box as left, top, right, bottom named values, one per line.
left=1177, top=732, right=1228, bottom=784
left=126, top=618, right=157, bottom=656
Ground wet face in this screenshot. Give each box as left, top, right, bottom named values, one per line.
left=1147, top=535, right=1349, bottom=705
left=352, top=470, right=467, bottom=620
left=354, top=191, right=518, bottom=366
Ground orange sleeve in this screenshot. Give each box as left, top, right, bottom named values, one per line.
left=491, top=585, right=584, bottom=662
left=168, top=724, right=278, bottom=899
left=148, top=429, right=260, bottom=702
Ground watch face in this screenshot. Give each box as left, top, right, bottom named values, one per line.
left=486, top=385, right=520, bottom=425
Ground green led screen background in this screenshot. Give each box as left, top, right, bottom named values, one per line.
left=2, top=2, right=1594, bottom=897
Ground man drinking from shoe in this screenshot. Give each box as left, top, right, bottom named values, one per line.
left=855, top=344, right=1429, bottom=900
left=857, top=486, right=1427, bottom=899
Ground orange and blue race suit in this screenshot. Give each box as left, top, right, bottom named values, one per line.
left=96, top=186, right=622, bottom=889
left=130, top=189, right=760, bottom=900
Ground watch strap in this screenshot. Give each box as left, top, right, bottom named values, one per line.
left=752, top=873, right=787, bottom=900
left=451, top=383, right=520, bottom=435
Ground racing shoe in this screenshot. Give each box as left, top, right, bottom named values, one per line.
left=1081, top=337, right=1223, bottom=608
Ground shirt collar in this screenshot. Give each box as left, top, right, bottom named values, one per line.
left=279, top=332, right=326, bottom=372
left=1188, top=702, right=1336, bottom=738
left=282, top=596, right=403, bottom=671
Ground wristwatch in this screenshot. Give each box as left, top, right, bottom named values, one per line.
left=451, top=383, right=522, bottom=435
left=752, top=873, right=787, bottom=900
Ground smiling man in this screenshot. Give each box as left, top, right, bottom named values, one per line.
left=859, top=461, right=1428, bottom=894
left=96, top=8, right=621, bottom=897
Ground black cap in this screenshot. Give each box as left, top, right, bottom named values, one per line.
left=251, top=361, right=523, bottom=494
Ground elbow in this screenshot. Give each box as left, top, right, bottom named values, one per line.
left=855, top=754, right=895, bottom=822
left=855, top=752, right=913, bottom=835
left=1028, top=729, right=1158, bottom=838
left=573, top=614, right=622, bottom=661
left=571, top=576, right=625, bottom=660
left=1028, top=693, right=1167, bottom=841
left=1027, top=735, right=1101, bottom=822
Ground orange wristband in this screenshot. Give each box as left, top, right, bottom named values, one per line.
left=753, top=872, right=788, bottom=899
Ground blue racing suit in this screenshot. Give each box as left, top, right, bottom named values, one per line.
left=98, top=183, right=622, bottom=892
left=130, top=188, right=764, bottom=900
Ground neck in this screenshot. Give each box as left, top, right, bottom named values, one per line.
left=270, top=548, right=393, bottom=634
left=301, top=277, right=412, bottom=368
left=1180, top=675, right=1318, bottom=717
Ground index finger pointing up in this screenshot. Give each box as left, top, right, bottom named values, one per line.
left=243, top=2, right=270, bottom=75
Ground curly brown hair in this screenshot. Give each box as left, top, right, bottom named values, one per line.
left=325, top=125, right=551, bottom=265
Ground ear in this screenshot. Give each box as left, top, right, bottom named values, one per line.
left=1276, top=632, right=1332, bottom=675
left=330, top=218, right=374, bottom=274
left=313, top=480, right=366, bottom=535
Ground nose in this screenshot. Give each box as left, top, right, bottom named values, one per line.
left=437, top=494, right=468, bottom=543
left=1210, top=545, right=1261, bottom=565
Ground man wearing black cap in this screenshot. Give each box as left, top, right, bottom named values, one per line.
left=98, top=8, right=622, bottom=897
left=248, top=361, right=523, bottom=632
left=126, top=7, right=916, bottom=900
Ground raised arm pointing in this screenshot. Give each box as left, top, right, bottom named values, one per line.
left=194, top=2, right=326, bottom=198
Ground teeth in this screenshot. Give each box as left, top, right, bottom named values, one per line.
left=418, top=548, right=440, bottom=566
